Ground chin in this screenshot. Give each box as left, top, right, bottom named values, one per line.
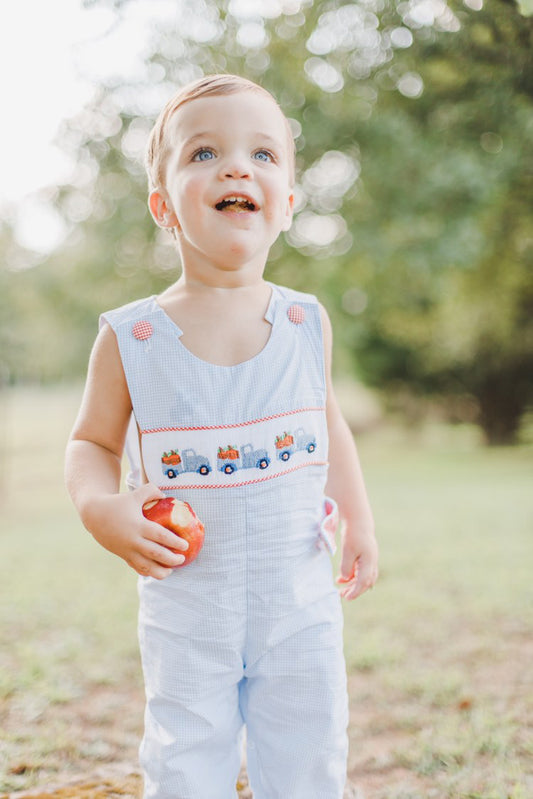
left=179, top=233, right=272, bottom=274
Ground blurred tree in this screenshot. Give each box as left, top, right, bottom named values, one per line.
left=0, top=224, right=50, bottom=383
left=5, top=0, right=532, bottom=442
left=345, top=0, right=533, bottom=443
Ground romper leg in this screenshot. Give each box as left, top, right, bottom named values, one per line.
left=140, top=684, right=243, bottom=799
left=138, top=599, right=245, bottom=799
left=241, top=610, right=349, bottom=799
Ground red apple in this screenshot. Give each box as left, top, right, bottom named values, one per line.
left=142, top=498, right=205, bottom=566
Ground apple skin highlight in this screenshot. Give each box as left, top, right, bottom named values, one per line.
left=142, top=498, right=205, bottom=566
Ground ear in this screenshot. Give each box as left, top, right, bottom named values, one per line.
left=280, top=192, right=294, bottom=232
left=148, top=190, right=180, bottom=230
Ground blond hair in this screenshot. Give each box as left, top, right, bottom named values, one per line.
left=146, top=74, right=296, bottom=191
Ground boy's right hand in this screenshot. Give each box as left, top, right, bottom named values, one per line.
left=83, top=483, right=189, bottom=579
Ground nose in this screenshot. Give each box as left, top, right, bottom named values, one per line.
left=219, top=150, right=251, bottom=180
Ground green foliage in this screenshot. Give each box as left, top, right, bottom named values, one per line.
left=345, top=2, right=533, bottom=443
left=2, top=0, right=532, bottom=442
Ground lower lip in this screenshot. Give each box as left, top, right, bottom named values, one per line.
left=215, top=208, right=258, bottom=219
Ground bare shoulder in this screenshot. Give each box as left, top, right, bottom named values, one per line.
left=318, top=302, right=333, bottom=334
left=89, top=322, right=126, bottom=378
left=70, top=323, right=132, bottom=455
left=317, top=304, right=345, bottom=420
left=317, top=302, right=334, bottom=363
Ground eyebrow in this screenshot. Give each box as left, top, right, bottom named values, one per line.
left=182, top=131, right=284, bottom=150
left=182, top=132, right=216, bottom=146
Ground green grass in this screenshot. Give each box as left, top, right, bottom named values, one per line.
left=341, top=423, right=533, bottom=798
left=1, top=384, right=532, bottom=797
left=0, top=385, right=141, bottom=685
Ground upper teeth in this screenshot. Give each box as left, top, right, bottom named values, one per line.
left=215, top=195, right=256, bottom=212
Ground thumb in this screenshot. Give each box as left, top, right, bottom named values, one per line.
left=337, top=541, right=359, bottom=584
left=134, top=482, right=166, bottom=509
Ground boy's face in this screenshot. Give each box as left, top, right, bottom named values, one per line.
left=150, top=91, right=294, bottom=274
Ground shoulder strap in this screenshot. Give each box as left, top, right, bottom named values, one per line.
left=99, top=296, right=156, bottom=333
left=272, top=284, right=319, bottom=307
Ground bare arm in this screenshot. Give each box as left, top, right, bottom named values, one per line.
left=65, top=323, right=188, bottom=579
left=320, top=305, right=379, bottom=600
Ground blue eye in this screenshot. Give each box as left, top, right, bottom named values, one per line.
left=253, top=150, right=274, bottom=163
left=193, top=148, right=215, bottom=162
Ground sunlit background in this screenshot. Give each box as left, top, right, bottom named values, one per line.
left=3, top=0, right=531, bottom=446
left=0, top=0, right=472, bottom=251
left=2, top=0, right=189, bottom=252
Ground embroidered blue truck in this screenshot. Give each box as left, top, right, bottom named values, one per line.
left=161, top=448, right=211, bottom=478
left=217, top=443, right=271, bottom=475
left=275, top=427, right=317, bottom=461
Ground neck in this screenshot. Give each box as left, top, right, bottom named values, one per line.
left=176, top=238, right=270, bottom=291
left=178, top=260, right=269, bottom=292
left=177, top=275, right=270, bottom=296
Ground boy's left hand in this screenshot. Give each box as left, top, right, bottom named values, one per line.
left=336, top=527, right=379, bottom=601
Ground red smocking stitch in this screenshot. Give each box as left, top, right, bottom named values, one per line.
left=158, top=460, right=328, bottom=490
left=141, top=407, right=325, bottom=435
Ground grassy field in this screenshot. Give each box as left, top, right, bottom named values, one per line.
left=1, top=384, right=532, bottom=798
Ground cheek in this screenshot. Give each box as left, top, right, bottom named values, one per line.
left=173, top=179, right=205, bottom=224
left=178, top=177, right=200, bottom=205
left=265, top=178, right=292, bottom=216
left=266, top=199, right=290, bottom=225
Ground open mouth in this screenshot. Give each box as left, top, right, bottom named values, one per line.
left=215, top=195, right=257, bottom=213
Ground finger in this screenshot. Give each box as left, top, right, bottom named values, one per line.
left=141, top=538, right=186, bottom=567
left=337, top=575, right=358, bottom=595
left=143, top=522, right=190, bottom=552
left=343, top=566, right=378, bottom=601
left=338, top=544, right=358, bottom=582
left=130, top=556, right=175, bottom=581
left=134, top=482, right=166, bottom=506
left=336, top=560, right=359, bottom=585
left=342, top=581, right=367, bottom=600
left=143, top=481, right=166, bottom=500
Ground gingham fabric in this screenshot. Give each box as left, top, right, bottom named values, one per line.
left=101, top=283, right=348, bottom=799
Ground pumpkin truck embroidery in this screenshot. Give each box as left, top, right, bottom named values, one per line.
left=160, top=427, right=316, bottom=481
left=161, top=448, right=211, bottom=479
left=140, top=407, right=327, bottom=489
left=217, top=444, right=270, bottom=474
left=275, top=428, right=317, bottom=461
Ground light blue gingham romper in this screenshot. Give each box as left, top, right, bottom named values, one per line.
left=101, top=282, right=349, bottom=799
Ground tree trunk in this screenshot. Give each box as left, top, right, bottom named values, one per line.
left=475, top=377, right=527, bottom=446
